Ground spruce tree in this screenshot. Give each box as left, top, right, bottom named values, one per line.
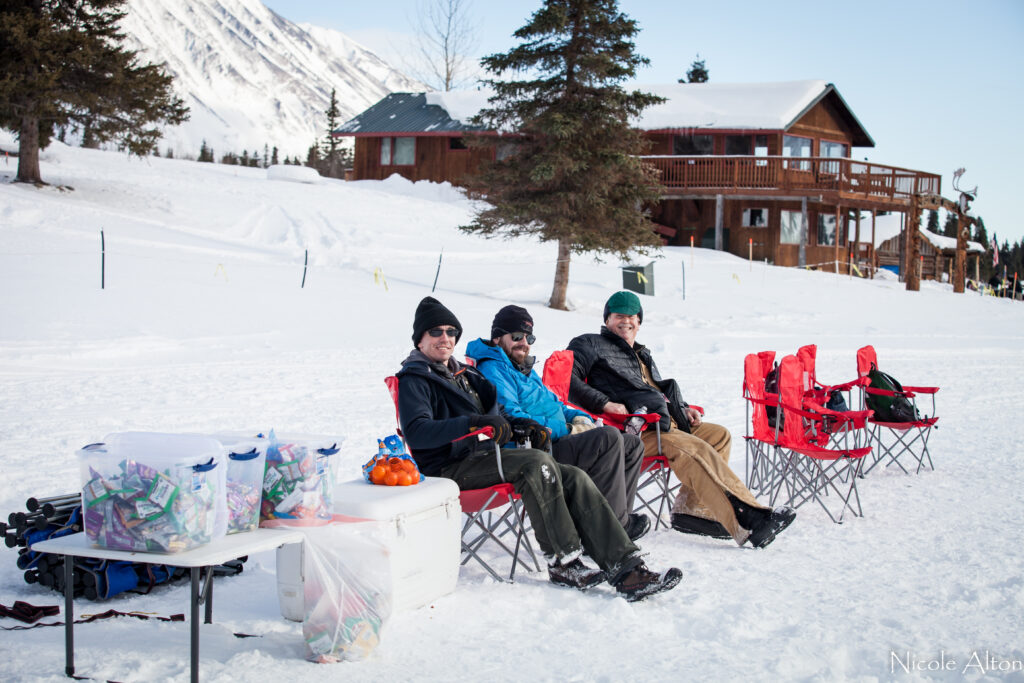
left=942, top=212, right=958, bottom=239
left=461, top=0, right=665, bottom=310
left=925, top=209, right=939, bottom=234
left=0, top=0, right=188, bottom=184
left=198, top=140, right=214, bottom=163
left=684, top=54, right=709, bottom=83
left=271, top=146, right=279, bottom=166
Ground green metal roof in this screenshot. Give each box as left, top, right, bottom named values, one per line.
left=335, top=92, right=483, bottom=136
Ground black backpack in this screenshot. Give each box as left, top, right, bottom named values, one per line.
left=764, top=362, right=783, bottom=429
left=865, top=364, right=921, bottom=423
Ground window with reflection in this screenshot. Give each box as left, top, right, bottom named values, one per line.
left=780, top=210, right=803, bottom=244
left=380, top=137, right=416, bottom=165
left=782, top=135, right=812, bottom=170
left=817, top=214, right=838, bottom=246
left=742, top=208, right=768, bottom=227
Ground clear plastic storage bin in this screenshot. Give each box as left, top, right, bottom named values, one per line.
left=78, top=432, right=227, bottom=553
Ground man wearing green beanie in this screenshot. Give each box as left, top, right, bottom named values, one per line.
left=567, top=291, right=796, bottom=548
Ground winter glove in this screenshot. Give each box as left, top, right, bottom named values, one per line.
left=569, top=415, right=596, bottom=435
left=469, top=415, right=512, bottom=445
left=510, top=417, right=551, bottom=450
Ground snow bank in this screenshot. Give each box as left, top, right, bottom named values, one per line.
left=266, top=164, right=322, bottom=184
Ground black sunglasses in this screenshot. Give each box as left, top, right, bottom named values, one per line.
left=427, top=327, right=459, bottom=338
left=497, top=328, right=536, bottom=345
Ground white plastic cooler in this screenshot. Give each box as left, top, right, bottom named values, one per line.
left=276, top=476, right=461, bottom=620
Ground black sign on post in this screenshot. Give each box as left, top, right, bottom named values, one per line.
left=621, top=262, right=655, bottom=296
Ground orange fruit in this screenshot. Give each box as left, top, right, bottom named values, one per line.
left=408, top=470, right=420, bottom=484
left=384, top=471, right=399, bottom=486
left=387, top=457, right=404, bottom=468
left=396, top=472, right=412, bottom=486
left=370, top=465, right=387, bottom=484
left=401, top=459, right=417, bottom=472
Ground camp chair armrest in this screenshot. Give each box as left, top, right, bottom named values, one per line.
left=689, top=405, right=705, bottom=415
left=747, top=395, right=779, bottom=407
left=804, top=400, right=872, bottom=421
left=865, top=386, right=915, bottom=399
left=453, top=426, right=494, bottom=443
left=819, top=378, right=861, bottom=393
left=901, top=385, right=938, bottom=394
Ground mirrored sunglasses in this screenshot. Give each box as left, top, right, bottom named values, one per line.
left=497, top=328, right=536, bottom=344
left=427, top=327, right=459, bottom=338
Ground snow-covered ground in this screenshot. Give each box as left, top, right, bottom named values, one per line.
left=1, top=144, right=1023, bottom=682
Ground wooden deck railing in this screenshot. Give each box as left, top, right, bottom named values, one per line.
left=640, top=155, right=941, bottom=202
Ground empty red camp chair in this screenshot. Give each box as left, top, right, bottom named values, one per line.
left=855, top=345, right=940, bottom=475
left=771, top=355, right=872, bottom=523
left=541, top=350, right=678, bottom=531
left=742, top=351, right=783, bottom=497
left=795, top=344, right=872, bottom=451
left=385, top=376, right=539, bottom=582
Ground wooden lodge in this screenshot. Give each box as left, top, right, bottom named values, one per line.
left=335, top=81, right=944, bottom=272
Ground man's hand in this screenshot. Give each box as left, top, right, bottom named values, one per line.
left=470, top=415, right=512, bottom=444
left=510, top=417, right=550, bottom=450
left=603, top=401, right=629, bottom=415
left=685, top=406, right=702, bottom=428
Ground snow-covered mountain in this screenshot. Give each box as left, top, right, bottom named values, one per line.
left=119, top=0, right=423, bottom=159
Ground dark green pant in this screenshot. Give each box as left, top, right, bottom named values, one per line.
left=442, top=446, right=638, bottom=572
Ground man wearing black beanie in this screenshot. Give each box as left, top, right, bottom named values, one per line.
left=395, top=296, right=681, bottom=601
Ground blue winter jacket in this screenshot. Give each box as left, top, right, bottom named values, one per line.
left=465, top=338, right=589, bottom=442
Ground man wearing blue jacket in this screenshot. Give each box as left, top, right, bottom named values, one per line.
left=467, top=305, right=649, bottom=542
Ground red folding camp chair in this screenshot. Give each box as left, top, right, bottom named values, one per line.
left=742, top=351, right=783, bottom=496
left=769, top=355, right=872, bottom=523
left=855, top=345, right=940, bottom=475
left=541, top=350, right=678, bottom=531
left=795, top=344, right=872, bottom=452
left=384, top=376, right=539, bottom=582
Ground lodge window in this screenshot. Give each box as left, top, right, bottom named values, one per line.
left=820, top=140, right=848, bottom=174
left=674, top=134, right=713, bottom=155
left=380, top=137, right=415, bottom=165
left=782, top=135, right=812, bottom=171
left=742, top=208, right=768, bottom=227
left=448, top=137, right=468, bottom=150
left=754, top=135, right=769, bottom=166
left=817, top=214, right=837, bottom=246
left=780, top=210, right=803, bottom=244
left=725, top=135, right=751, bottom=155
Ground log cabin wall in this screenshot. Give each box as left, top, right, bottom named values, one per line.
left=353, top=136, right=493, bottom=183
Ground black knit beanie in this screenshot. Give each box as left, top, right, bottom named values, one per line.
left=491, top=305, right=534, bottom=340
left=412, top=296, right=462, bottom=345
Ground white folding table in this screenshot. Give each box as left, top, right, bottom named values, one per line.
left=31, top=529, right=304, bottom=683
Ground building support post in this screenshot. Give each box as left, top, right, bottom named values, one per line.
left=954, top=208, right=967, bottom=293
left=905, top=195, right=921, bottom=292
left=834, top=204, right=841, bottom=273
left=799, top=197, right=807, bottom=267
left=870, top=209, right=877, bottom=279
left=714, top=194, right=724, bottom=251
left=854, top=210, right=862, bottom=275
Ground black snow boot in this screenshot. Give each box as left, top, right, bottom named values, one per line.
left=747, top=507, right=797, bottom=549
left=671, top=513, right=731, bottom=539
left=612, top=563, right=683, bottom=603
left=624, top=513, right=651, bottom=542
left=548, top=558, right=605, bottom=591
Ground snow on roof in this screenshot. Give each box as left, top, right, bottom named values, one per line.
left=424, top=90, right=493, bottom=126
left=635, top=80, right=829, bottom=131
left=423, top=80, right=833, bottom=132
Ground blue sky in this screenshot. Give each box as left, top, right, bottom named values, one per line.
left=264, top=0, right=1024, bottom=244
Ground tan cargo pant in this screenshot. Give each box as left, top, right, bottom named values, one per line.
left=641, top=421, right=769, bottom=545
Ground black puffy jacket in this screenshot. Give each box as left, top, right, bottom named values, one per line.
left=395, top=353, right=506, bottom=476
left=567, top=327, right=691, bottom=433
